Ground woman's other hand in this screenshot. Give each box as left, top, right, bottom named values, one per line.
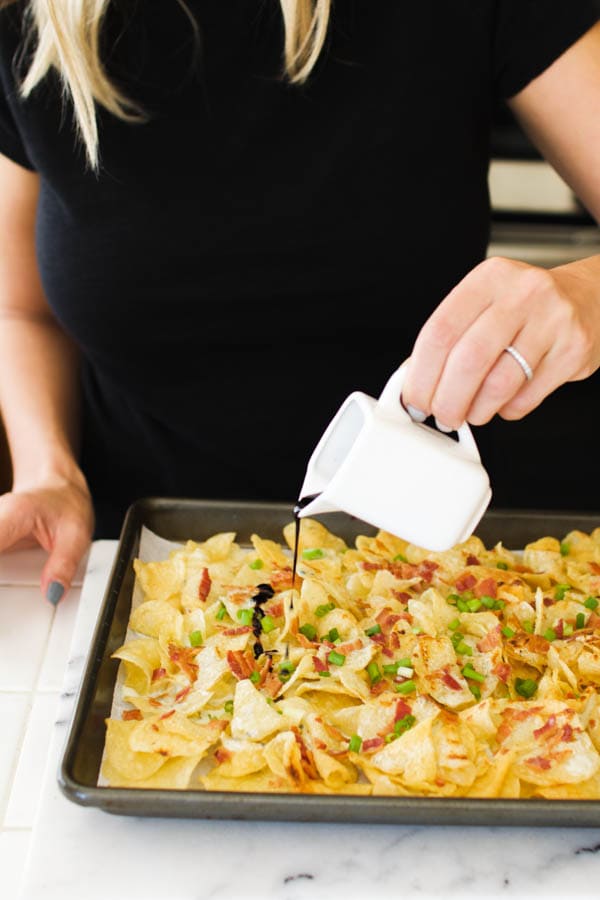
left=0, top=469, right=94, bottom=605
left=0, top=470, right=94, bottom=605
left=401, top=254, right=600, bottom=431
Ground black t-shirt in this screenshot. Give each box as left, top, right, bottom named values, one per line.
left=1, top=0, right=600, bottom=537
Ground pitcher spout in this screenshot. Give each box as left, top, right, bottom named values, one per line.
left=295, top=492, right=340, bottom=518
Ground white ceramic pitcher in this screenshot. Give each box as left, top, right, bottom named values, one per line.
left=297, top=360, right=492, bottom=551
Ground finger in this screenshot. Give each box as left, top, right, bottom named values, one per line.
left=402, top=258, right=522, bottom=416
left=40, top=516, right=92, bottom=606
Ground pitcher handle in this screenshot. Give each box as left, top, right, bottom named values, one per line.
left=376, top=359, right=483, bottom=464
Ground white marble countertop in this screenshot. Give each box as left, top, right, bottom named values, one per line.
left=2, top=541, right=600, bottom=900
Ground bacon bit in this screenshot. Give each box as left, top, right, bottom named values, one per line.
left=312, top=657, right=329, bottom=673
left=362, top=737, right=385, bottom=753
left=122, top=709, right=143, bottom=721
left=158, top=749, right=169, bottom=757
left=198, top=567, right=211, bottom=602
left=292, top=726, right=319, bottom=780
left=382, top=646, right=395, bottom=658
left=561, top=724, right=574, bottom=742
left=526, top=755, right=552, bottom=771
left=168, top=643, right=200, bottom=682
left=513, top=564, right=533, bottom=574
left=588, top=613, right=600, bottom=630
left=225, top=586, right=255, bottom=605
left=265, top=599, right=284, bottom=617
left=151, top=667, right=167, bottom=682
left=262, top=672, right=283, bottom=698
left=226, top=649, right=255, bottom=681
left=441, top=670, right=463, bottom=691
left=370, top=679, right=388, bottom=696
left=493, top=662, right=511, bottom=683
left=160, top=709, right=176, bottom=720
left=148, top=698, right=163, bottom=708
left=297, top=632, right=319, bottom=649
left=151, top=723, right=159, bottom=732
left=314, top=738, right=328, bottom=750
left=361, top=561, right=387, bottom=572
left=543, top=596, right=554, bottom=607
left=455, top=572, right=477, bottom=592
left=474, top=577, right=497, bottom=599
left=526, top=634, right=551, bottom=654
left=222, top=625, right=253, bottom=636
left=466, top=554, right=480, bottom=566
left=369, top=632, right=386, bottom=646
left=394, top=699, right=412, bottom=721
left=322, top=721, right=347, bottom=742
left=392, top=590, right=411, bottom=603
left=175, top=685, right=192, bottom=703
left=214, top=747, right=231, bottom=764
left=590, top=562, right=600, bottom=575
left=533, top=715, right=557, bottom=740
left=270, top=568, right=293, bottom=591
left=477, top=625, right=502, bottom=652
left=389, top=632, right=401, bottom=650
left=338, top=638, right=362, bottom=655
left=375, top=608, right=401, bottom=633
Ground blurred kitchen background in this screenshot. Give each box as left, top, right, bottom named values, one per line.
left=0, top=103, right=599, bottom=497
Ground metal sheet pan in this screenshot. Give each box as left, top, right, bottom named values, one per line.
left=59, top=497, right=600, bottom=826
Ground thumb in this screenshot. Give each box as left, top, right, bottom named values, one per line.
left=0, top=494, right=35, bottom=552
left=41, top=516, right=92, bottom=606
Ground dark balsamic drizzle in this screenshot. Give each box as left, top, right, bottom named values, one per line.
left=251, top=582, right=275, bottom=659
left=291, top=493, right=321, bottom=591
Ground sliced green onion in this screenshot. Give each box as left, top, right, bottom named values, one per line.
left=367, top=662, right=382, bottom=684
left=462, top=664, right=485, bottom=683
left=365, top=624, right=382, bottom=636
left=395, top=679, right=416, bottom=694
left=216, top=603, right=227, bottom=621
left=302, top=547, right=325, bottom=560
left=315, top=602, right=335, bottom=618
left=562, top=622, right=574, bottom=637
left=383, top=662, right=400, bottom=675
left=447, top=593, right=461, bottom=604
left=224, top=700, right=234, bottom=714
left=560, top=541, right=570, bottom=557
left=584, top=596, right=599, bottom=610
left=385, top=732, right=397, bottom=743
left=494, top=599, right=506, bottom=610
left=396, top=657, right=412, bottom=669
left=328, top=650, right=346, bottom=667
left=496, top=561, right=509, bottom=570
left=467, top=598, right=482, bottom=613
left=319, top=670, right=331, bottom=677
left=522, top=620, right=534, bottom=634
left=456, top=598, right=470, bottom=613
left=249, top=670, right=260, bottom=684
left=451, top=631, right=464, bottom=649
left=348, top=734, right=362, bottom=752
left=576, top=611, right=586, bottom=629
left=543, top=627, right=557, bottom=642
left=501, top=625, right=515, bottom=639
left=299, top=623, right=317, bottom=641
left=237, top=608, right=253, bottom=626
left=554, top=584, right=571, bottom=601
left=515, top=677, right=538, bottom=699
left=394, top=714, right=416, bottom=735
left=469, top=683, right=481, bottom=700
left=456, top=641, right=473, bottom=656
left=448, top=618, right=460, bottom=631
left=327, top=627, right=340, bottom=643
left=249, top=558, right=264, bottom=570
left=393, top=553, right=408, bottom=562
left=480, top=595, right=496, bottom=609
left=189, top=630, right=203, bottom=647
left=261, top=615, right=275, bottom=634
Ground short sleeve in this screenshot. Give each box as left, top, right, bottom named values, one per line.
left=494, top=0, right=600, bottom=99
left=0, top=7, right=35, bottom=170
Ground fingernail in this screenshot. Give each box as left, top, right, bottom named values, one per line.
left=47, top=581, right=65, bottom=606
left=406, top=404, right=427, bottom=423
left=435, top=419, right=454, bottom=433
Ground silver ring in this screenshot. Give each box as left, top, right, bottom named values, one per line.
left=504, top=345, right=533, bottom=381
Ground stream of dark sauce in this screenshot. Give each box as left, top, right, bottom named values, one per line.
left=291, top=493, right=321, bottom=589
left=251, top=582, right=275, bottom=659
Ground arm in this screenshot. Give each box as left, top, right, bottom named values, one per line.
left=401, top=21, right=600, bottom=430
left=0, top=153, right=93, bottom=602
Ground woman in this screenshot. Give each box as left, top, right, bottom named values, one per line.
left=1, top=0, right=600, bottom=605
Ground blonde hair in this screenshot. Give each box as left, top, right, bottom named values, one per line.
left=1, top=0, right=332, bottom=169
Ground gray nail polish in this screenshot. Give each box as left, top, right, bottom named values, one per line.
left=406, top=404, right=427, bottom=423
left=435, top=419, right=454, bottom=433
left=47, top=581, right=65, bottom=606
